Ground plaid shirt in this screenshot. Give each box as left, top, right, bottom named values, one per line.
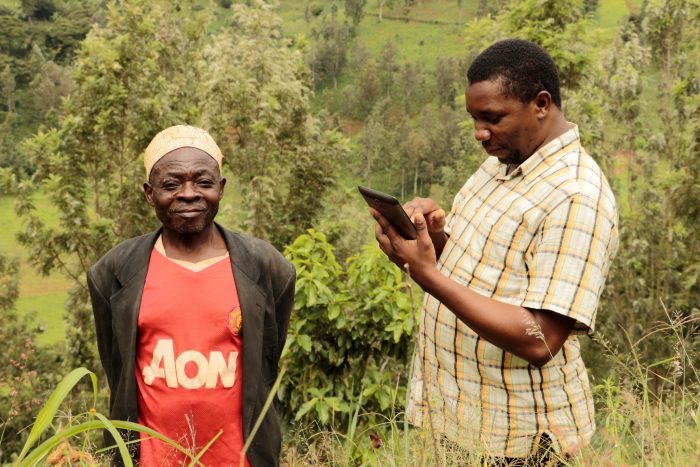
left=406, top=124, right=619, bottom=457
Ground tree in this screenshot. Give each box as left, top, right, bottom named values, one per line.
left=21, top=0, right=57, bottom=20
left=0, top=64, right=15, bottom=112
left=308, top=12, right=351, bottom=89
left=18, top=0, right=206, bottom=369
left=341, top=57, right=381, bottom=118
left=464, top=0, right=596, bottom=90
left=197, top=1, right=348, bottom=247
left=28, top=58, right=74, bottom=117
left=435, top=57, right=461, bottom=109
left=374, top=39, right=400, bottom=99
left=345, top=0, right=367, bottom=26
left=376, top=0, right=397, bottom=23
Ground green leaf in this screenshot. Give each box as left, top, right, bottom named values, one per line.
left=16, top=367, right=97, bottom=463
left=295, top=399, right=318, bottom=420
left=297, top=334, right=312, bottom=352
left=93, top=413, right=133, bottom=467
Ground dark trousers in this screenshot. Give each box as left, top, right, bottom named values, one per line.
left=440, top=433, right=564, bottom=467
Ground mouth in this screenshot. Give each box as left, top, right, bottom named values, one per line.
left=173, top=209, right=205, bottom=218
left=483, top=144, right=505, bottom=156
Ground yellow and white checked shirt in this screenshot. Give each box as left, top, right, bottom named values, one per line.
left=406, top=124, right=619, bottom=457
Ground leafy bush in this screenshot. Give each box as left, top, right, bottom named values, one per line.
left=280, top=229, right=416, bottom=430
left=0, top=251, right=66, bottom=463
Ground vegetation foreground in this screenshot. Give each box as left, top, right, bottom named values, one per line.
left=1, top=0, right=699, bottom=465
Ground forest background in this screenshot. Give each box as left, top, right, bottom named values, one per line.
left=0, top=0, right=699, bottom=465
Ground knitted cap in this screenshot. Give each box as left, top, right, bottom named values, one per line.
left=144, top=125, right=223, bottom=179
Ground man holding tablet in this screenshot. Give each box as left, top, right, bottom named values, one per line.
left=370, top=39, right=618, bottom=463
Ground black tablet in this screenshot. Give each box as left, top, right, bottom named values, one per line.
left=358, top=186, right=418, bottom=240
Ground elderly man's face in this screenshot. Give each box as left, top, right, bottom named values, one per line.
left=144, top=147, right=225, bottom=235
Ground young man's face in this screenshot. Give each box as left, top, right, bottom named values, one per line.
left=466, top=78, right=542, bottom=166
left=144, top=147, right=226, bottom=234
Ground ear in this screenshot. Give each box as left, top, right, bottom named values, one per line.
left=533, top=90, right=552, bottom=118
left=218, top=177, right=227, bottom=200
left=143, top=182, right=155, bottom=207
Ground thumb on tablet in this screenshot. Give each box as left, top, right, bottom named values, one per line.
left=414, top=212, right=431, bottom=242
left=413, top=212, right=427, bottom=230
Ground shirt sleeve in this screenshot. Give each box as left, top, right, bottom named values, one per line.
left=521, top=193, right=618, bottom=334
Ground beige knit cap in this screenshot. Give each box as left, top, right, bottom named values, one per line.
left=143, top=125, right=224, bottom=179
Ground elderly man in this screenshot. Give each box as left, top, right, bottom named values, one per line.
left=372, top=39, right=619, bottom=463
left=88, top=125, right=295, bottom=466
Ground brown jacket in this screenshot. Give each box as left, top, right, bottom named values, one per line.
left=87, top=224, right=295, bottom=466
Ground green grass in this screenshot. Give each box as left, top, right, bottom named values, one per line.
left=0, top=0, right=20, bottom=10
left=1, top=193, right=70, bottom=346
left=277, top=0, right=636, bottom=70
left=594, top=0, right=641, bottom=41
left=277, top=1, right=470, bottom=69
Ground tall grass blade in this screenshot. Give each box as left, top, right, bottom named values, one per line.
left=240, top=364, right=287, bottom=467
left=17, top=420, right=104, bottom=466
left=93, top=412, right=133, bottom=467
left=16, top=367, right=97, bottom=463
left=186, top=429, right=223, bottom=467
left=18, top=418, right=203, bottom=466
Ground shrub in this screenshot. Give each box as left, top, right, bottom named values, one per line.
left=281, top=230, right=416, bottom=432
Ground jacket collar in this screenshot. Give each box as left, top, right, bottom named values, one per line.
left=113, top=222, right=261, bottom=286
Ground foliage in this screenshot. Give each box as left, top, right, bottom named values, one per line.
left=0, top=0, right=98, bottom=177
left=11, top=367, right=207, bottom=466
left=281, top=229, right=416, bottom=431
left=0, top=249, right=65, bottom=463
left=282, top=313, right=700, bottom=465
left=0, top=1, right=96, bottom=86
left=27, top=49, right=74, bottom=118
left=462, top=0, right=597, bottom=91
left=17, top=0, right=209, bottom=370
left=198, top=1, right=348, bottom=248
left=4, top=0, right=700, bottom=465
left=344, top=0, right=366, bottom=27
left=591, top=0, right=700, bottom=379
left=308, top=10, right=351, bottom=89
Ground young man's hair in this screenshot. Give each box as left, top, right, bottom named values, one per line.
left=467, top=39, right=562, bottom=108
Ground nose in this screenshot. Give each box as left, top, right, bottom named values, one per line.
left=178, top=181, right=200, bottom=199
left=474, top=124, right=491, bottom=142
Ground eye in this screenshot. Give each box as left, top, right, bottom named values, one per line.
left=485, top=115, right=502, bottom=124
left=196, top=179, right=215, bottom=188
left=161, top=180, right=180, bottom=191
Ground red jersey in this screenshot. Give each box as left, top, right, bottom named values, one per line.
left=136, top=247, right=249, bottom=466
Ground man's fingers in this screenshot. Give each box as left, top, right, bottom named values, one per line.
left=370, top=207, right=392, bottom=233
left=404, top=206, right=416, bottom=218
left=371, top=208, right=402, bottom=242
left=426, top=209, right=446, bottom=231
left=413, top=212, right=432, bottom=245
left=413, top=211, right=427, bottom=231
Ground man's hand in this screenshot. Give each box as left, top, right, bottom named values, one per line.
left=402, top=197, right=446, bottom=234
left=402, top=197, right=448, bottom=258
left=371, top=208, right=438, bottom=283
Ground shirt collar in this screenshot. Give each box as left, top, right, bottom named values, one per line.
left=495, top=123, right=579, bottom=181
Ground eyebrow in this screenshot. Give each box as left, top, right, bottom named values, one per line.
left=159, top=167, right=219, bottom=178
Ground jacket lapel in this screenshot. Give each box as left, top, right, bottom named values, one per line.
left=110, top=230, right=160, bottom=419
left=220, top=227, right=264, bottom=438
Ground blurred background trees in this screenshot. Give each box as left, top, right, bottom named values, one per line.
left=0, top=0, right=698, bottom=462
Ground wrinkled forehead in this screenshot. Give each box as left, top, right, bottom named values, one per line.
left=150, top=147, right=221, bottom=179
